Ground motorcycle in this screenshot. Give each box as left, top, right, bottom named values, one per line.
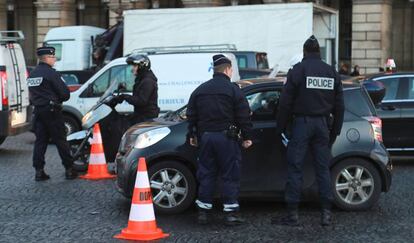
left=67, top=81, right=129, bottom=171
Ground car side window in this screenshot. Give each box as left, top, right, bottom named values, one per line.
left=110, top=65, right=135, bottom=92
left=237, top=55, right=248, bottom=69
left=92, top=69, right=110, bottom=97
left=246, top=90, right=280, bottom=121
left=377, top=78, right=399, bottom=101
left=408, top=77, right=414, bottom=100
left=61, top=74, right=79, bottom=86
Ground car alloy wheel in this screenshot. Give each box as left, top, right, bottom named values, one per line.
left=150, top=168, right=188, bottom=208
left=147, top=160, right=196, bottom=214
left=331, top=158, right=382, bottom=211
left=335, top=165, right=374, bottom=205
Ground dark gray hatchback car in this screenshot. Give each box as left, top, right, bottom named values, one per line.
left=115, top=79, right=392, bottom=214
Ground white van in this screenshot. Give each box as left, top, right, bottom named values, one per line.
left=62, top=52, right=240, bottom=134
left=0, top=31, right=31, bottom=146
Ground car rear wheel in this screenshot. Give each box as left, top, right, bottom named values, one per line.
left=0, top=136, right=6, bottom=145
left=148, top=160, right=196, bottom=214
left=63, top=114, right=80, bottom=136
left=331, top=158, right=381, bottom=211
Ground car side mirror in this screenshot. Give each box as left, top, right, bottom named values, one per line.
left=117, top=82, right=127, bottom=92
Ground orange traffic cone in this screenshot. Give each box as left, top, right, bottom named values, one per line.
left=80, top=123, right=116, bottom=180
left=114, top=157, right=169, bottom=241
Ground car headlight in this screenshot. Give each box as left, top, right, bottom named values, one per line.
left=134, top=127, right=171, bottom=149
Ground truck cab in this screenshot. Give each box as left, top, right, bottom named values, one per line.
left=0, top=31, right=32, bottom=146
left=43, top=26, right=105, bottom=71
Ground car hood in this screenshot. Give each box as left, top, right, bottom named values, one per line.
left=125, top=117, right=182, bottom=136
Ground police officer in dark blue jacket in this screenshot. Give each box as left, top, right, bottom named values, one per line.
left=186, top=54, right=252, bottom=226
left=273, top=36, right=345, bottom=226
left=28, top=46, right=77, bottom=181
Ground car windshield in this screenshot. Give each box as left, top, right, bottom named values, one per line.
left=162, top=106, right=187, bottom=121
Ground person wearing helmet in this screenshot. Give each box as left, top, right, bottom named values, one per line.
left=119, top=54, right=160, bottom=125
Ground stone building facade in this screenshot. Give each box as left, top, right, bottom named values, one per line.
left=0, top=0, right=413, bottom=73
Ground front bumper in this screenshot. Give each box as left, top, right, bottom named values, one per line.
left=115, top=152, right=137, bottom=198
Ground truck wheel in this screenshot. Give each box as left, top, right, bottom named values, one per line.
left=63, top=114, right=80, bottom=135
left=0, top=136, right=6, bottom=145
left=331, top=158, right=382, bottom=211
left=147, top=160, right=196, bottom=214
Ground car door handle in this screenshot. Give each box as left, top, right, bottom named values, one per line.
left=381, top=105, right=396, bottom=111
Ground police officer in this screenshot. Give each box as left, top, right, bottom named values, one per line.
left=28, top=46, right=77, bottom=181
left=186, top=54, right=253, bottom=226
left=117, top=54, right=160, bottom=125
left=273, top=36, right=345, bottom=226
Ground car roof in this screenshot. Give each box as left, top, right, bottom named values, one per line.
left=355, top=72, right=414, bottom=81
left=238, top=77, right=361, bottom=90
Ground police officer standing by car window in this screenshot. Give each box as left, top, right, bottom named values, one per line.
left=186, top=54, right=253, bottom=226
left=115, top=54, right=160, bottom=125
left=27, top=46, right=78, bottom=181
left=273, top=36, right=345, bottom=226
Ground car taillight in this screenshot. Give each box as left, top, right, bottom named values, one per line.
left=0, top=70, right=8, bottom=108
left=363, top=116, right=383, bottom=142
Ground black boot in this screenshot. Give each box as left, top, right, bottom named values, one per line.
left=271, top=208, right=299, bottom=226
left=35, top=169, right=50, bottom=181
left=65, top=167, right=78, bottom=180
left=321, top=208, right=332, bottom=226
left=197, top=208, right=212, bottom=225
left=224, top=211, right=245, bottom=226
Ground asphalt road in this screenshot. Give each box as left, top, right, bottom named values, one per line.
left=0, top=132, right=413, bottom=242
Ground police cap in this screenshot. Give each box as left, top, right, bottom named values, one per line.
left=303, top=35, right=320, bottom=53
left=213, top=54, right=231, bottom=67
left=36, top=46, right=55, bottom=56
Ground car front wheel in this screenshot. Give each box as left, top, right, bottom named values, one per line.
left=148, top=160, right=196, bottom=214
left=331, top=158, right=382, bottom=211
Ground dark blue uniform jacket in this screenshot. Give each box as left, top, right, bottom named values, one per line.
left=277, top=53, right=345, bottom=136
left=186, top=73, right=252, bottom=140
left=27, top=62, right=70, bottom=106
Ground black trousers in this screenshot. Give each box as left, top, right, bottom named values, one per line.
left=197, top=132, right=241, bottom=207
left=285, top=116, right=333, bottom=208
left=32, top=106, right=73, bottom=170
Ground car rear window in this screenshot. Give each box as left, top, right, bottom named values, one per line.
left=344, top=87, right=376, bottom=118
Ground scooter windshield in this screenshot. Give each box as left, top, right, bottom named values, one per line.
left=98, top=80, right=119, bottom=102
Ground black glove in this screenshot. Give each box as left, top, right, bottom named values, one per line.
left=121, top=94, right=132, bottom=103
left=111, top=95, right=124, bottom=105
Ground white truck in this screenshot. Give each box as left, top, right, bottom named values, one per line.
left=0, top=31, right=32, bottom=146
left=123, top=2, right=339, bottom=71
left=44, top=2, right=338, bottom=72
left=43, top=26, right=106, bottom=71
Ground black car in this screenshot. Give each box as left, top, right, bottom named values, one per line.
left=115, top=79, right=392, bottom=214
left=361, top=72, right=414, bottom=156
